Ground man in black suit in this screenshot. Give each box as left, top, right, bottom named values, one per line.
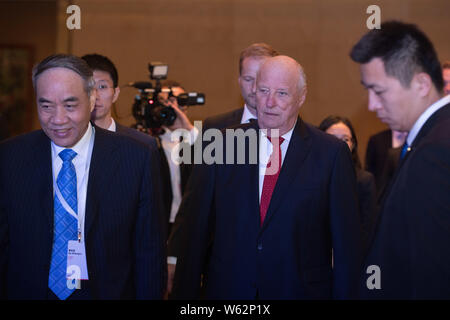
left=203, top=43, right=279, bottom=130
left=170, top=55, right=361, bottom=299
left=81, top=54, right=167, bottom=235
left=0, top=54, right=166, bottom=299
left=166, top=42, right=279, bottom=294
left=351, top=21, right=450, bottom=299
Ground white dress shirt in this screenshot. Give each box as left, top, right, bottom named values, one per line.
left=107, top=118, right=117, bottom=132
left=258, top=123, right=295, bottom=202
left=51, top=122, right=95, bottom=242
left=240, top=104, right=257, bottom=124
left=160, top=126, right=199, bottom=223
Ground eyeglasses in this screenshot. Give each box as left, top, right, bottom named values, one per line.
left=94, top=83, right=114, bottom=91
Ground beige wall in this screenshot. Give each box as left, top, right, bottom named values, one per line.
left=0, top=0, right=58, bottom=131
left=2, top=0, right=450, bottom=163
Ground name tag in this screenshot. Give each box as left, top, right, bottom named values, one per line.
left=67, top=240, right=89, bottom=281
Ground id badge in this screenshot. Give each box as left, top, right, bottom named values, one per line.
left=66, top=240, right=89, bottom=281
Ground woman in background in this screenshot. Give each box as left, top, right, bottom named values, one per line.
left=319, top=116, right=377, bottom=253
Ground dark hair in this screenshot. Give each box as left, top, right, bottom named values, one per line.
left=239, top=43, right=279, bottom=75
left=81, top=53, right=119, bottom=88
left=32, top=54, right=95, bottom=96
left=350, top=20, right=443, bottom=92
left=443, top=61, right=450, bottom=70
left=318, top=115, right=362, bottom=169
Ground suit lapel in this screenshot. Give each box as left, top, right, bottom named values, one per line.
left=377, top=103, right=450, bottom=222
left=84, top=127, right=119, bottom=237
left=259, top=119, right=311, bottom=232
left=32, top=131, right=54, bottom=231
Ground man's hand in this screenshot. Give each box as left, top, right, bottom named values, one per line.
left=167, top=262, right=176, bottom=296
left=166, top=97, right=194, bottom=131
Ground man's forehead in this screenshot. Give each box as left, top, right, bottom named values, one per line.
left=93, top=70, right=113, bottom=81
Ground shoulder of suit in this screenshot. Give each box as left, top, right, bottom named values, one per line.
left=113, top=123, right=158, bottom=149
left=203, top=107, right=244, bottom=130
left=0, top=129, right=48, bottom=153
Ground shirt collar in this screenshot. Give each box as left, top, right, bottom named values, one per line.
left=407, top=95, right=450, bottom=146
left=260, top=118, right=297, bottom=145
left=241, top=104, right=257, bottom=124
left=52, top=122, right=93, bottom=162
left=107, top=118, right=116, bottom=132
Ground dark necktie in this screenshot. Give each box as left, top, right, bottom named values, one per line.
left=260, top=136, right=284, bottom=225
left=400, top=142, right=410, bottom=160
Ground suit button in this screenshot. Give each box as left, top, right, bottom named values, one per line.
left=257, top=243, right=263, bottom=251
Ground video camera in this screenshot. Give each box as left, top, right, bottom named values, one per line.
left=129, top=62, right=205, bottom=129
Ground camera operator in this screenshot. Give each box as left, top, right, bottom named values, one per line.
left=155, top=80, right=198, bottom=236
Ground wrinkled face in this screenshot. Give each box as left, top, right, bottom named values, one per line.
left=325, top=122, right=354, bottom=151
left=443, top=68, right=450, bottom=95
left=91, top=70, right=119, bottom=121
left=36, top=67, right=95, bottom=147
left=238, top=56, right=268, bottom=112
left=360, top=58, right=417, bottom=132
left=255, top=60, right=305, bottom=136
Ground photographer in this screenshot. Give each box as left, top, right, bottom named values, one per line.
left=155, top=80, right=198, bottom=236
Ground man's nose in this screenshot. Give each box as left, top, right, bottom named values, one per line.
left=368, top=90, right=382, bottom=112
left=52, top=106, right=68, bottom=124
left=266, top=92, right=277, bottom=108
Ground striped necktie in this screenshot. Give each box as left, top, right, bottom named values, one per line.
left=48, top=149, right=78, bottom=300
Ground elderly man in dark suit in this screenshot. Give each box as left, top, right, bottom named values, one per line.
left=169, top=55, right=361, bottom=299
left=166, top=43, right=279, bottom=294
left=0, top=54, right=166, bottom=299
left=351, top=21, right=450, bottom=299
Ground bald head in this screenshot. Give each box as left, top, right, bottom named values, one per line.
left=259, top=55, right=307, bottom=92
left=255, top=55, right=307, bottom=135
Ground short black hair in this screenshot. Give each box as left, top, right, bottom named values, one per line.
left=318, top=115, right=361, bottom=169
left=81, top=53, right=119, bottom=88
left=350, top=21, right=443, bottom=92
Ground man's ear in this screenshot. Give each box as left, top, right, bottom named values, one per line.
left=412, top=72, right=432, bottom=98
left=112, top=86, right=120, bottom=104
left=298, top=86, right=307, bottom=107
left=89, top=89, right=97, bottom=112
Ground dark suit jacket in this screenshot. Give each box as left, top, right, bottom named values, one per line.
left=115, top=123, right=168, bottom=238
left=356, top=168, right=377, bottom=255
left=203, top=107, right=244, bottom=131
left=170, top=119, right=361, bottom=299
left=168, top=107, right=245, bottom=254
left=0, top=126, right=166, bottom=299
left=360, top=103, right=450, bottom=299
left=365, top=129, right=392, bottom=191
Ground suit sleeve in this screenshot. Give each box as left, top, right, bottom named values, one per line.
left=329, top=142, right=362, bottom=299
left=404, top=142, right=450, bottom=297
left=169, top=161, right=216, bottom=299
left=134, top=146, right=167, bottom=299
left=0, top=148, right=7, bottom=298
left=0, top=186, right=7, bottom=299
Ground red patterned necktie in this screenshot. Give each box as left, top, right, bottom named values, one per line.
left=260, top=136, right=285, bottom=225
